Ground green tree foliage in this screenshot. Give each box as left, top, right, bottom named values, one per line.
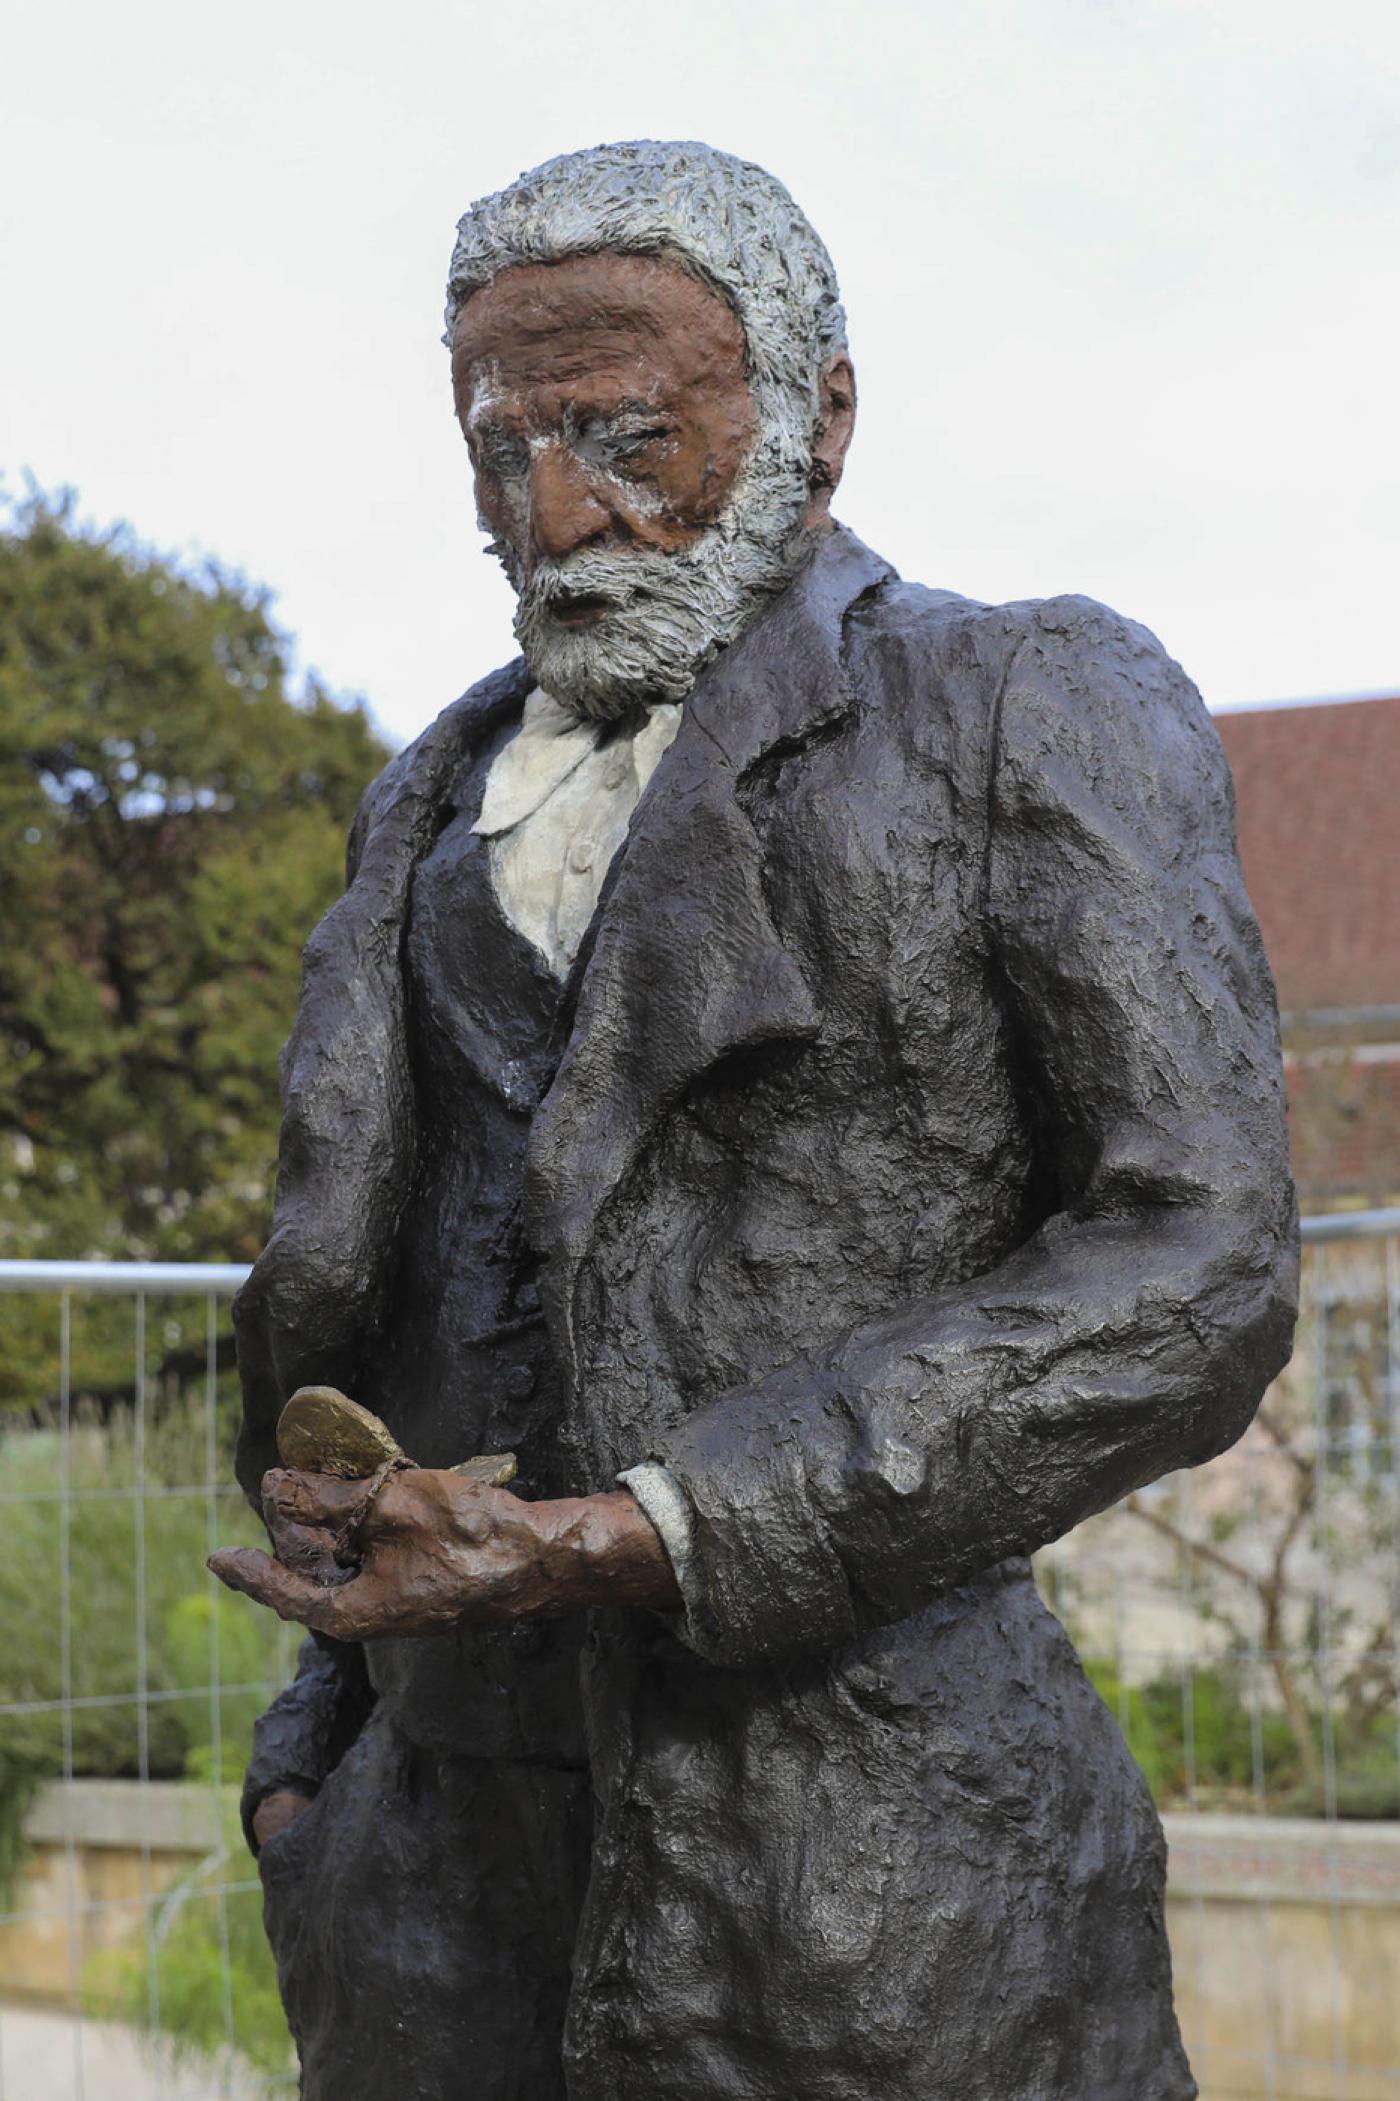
left=0, top=485, right=389, bottom=1409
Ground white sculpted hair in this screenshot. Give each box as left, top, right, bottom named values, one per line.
left=445, top=141, right=848, bottom=718
left=444, top=138, right=848, bottom=442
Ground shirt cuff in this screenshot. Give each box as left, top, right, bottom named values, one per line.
left=617, top=1461, right=709, bottom=1629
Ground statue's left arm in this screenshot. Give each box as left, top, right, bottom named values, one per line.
left=659, top=596, right=1300, bottom=1667
left=211, top=607, right=1298, bottom=1653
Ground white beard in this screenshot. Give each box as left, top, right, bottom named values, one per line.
left=499, top=439, right=813, bottom=723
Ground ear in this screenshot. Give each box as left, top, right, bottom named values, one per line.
left=805, top=354, right=857, bottom=527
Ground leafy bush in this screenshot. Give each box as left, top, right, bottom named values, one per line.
left=0, top=1400, right=294, bottom=1879
left=1084, top=1654, right=1398, bottom=1815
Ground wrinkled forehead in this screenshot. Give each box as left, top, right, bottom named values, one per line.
left=450, top=251, right=749, bottom=405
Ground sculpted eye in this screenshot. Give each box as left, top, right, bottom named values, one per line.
left=610, top=425, right=671, bottom=458
left=472, top=428, right=530, bottom=481
left=573, top=413, right=673, bottom=473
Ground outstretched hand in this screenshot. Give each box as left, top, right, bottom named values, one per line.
left=208, top=1465, right=680, bottom=1641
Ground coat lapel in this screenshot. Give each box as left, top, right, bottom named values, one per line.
left=233, top=659, right=531, bottom=1496
left=524, top=527, right=896, bottom=1358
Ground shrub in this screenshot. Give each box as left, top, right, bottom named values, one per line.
left=1083, top=1654, right=1395, bottom=1814
left=0, top=1400, right=294, bottom=1880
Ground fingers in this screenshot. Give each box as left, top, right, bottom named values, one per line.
left=208, top=1546, right=353, bottom=1636
left=251, top=1788, right=316, bottom=1854
left=260, top=1467, right=373, bottom=1531
left=259, top=1463, right=511, bottom=1551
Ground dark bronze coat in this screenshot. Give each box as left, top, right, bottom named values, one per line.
left=236, top=526, right=1297, bottom=2099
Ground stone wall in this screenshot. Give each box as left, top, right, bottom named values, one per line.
left=1165, top=1814, right=1400, bottom=2099
left=0, top=1780, right=221, bottom=2004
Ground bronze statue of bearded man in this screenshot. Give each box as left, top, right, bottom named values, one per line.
left=214, top=138, right=1297, bottom=2101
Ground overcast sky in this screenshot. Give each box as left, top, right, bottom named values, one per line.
left=3, top=0, right=1397, bottom=747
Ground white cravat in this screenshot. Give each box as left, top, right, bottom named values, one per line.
left=473, top=687, right=683, bottom=978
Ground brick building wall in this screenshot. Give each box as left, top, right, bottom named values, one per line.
left=1216, top=694, right=1400, bottom=1207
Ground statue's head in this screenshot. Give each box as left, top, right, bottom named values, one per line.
left=445, top=140, right=856, bottom=718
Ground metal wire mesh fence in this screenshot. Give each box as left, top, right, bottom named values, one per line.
left=0, top=1263, right=294, bottom=2099
left=1041, top=1209, right=1400, bottom=2101
left=1, top=1220, right=1397, bottom=2100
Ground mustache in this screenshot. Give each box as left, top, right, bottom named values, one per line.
left=497, top=434, right=814, bottom=720
left=519, top=545, right=688, bottom=620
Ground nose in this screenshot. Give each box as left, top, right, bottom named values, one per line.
left=528, top=443, right=612, bottom=563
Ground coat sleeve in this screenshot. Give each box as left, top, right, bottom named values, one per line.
left=660, top=595, right=1299, bottom=1668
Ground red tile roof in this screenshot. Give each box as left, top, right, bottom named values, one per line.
left=1214, top=696, right=1400, bottom=1019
